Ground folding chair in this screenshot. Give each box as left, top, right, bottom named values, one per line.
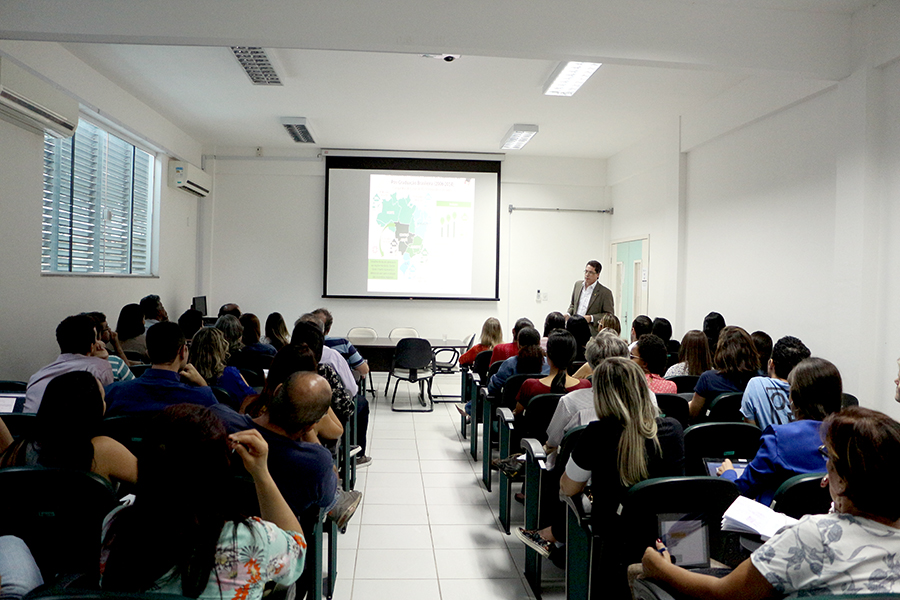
left=683, top=422, right=761, bottom=476
left=389, top=327, right=418, bottom=340
left=655, top=394, right=690, bottom=430
left=705, top=392, right=744, bottom=422
left=665, top=375, right=699, bottom=394
left=386, top=338, right=435, bottom=412
left=347, top=327, right=378, bottom=399
left=0, top=412, right=36, bottom=439
left=482, top=373, right=541, bottom=491
left=770, top=472, right=830, bottom=519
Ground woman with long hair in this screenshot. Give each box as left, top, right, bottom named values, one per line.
left=100, top=404, right=305, bottom=599
left=716, top=357, right=843, bottom=505
left=487, top=326, right=548, bottom=396
left=459, top=317, right=503, bottom=366
left=115, top=303, right=148, bottom=363
left=190, top=327, right=253, bottom=406
left=0, top=371, right=137, bottom=484
left=514, top=330, right=590, bottom=415
left=263, top=312, right=290, bottom=351
left=664, top=330, right=711, bottom=378
left=515, top=357, right=684, bottom=557
left=689, top=326, right=759, bottom=418
left=645, top=406, right=900, bottom=598
left=215, top=315, right=245, bottom=364
left=565, top=315, right=591, bottom=363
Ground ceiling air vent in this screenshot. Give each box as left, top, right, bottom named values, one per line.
left=230, top=47, right=282, bottom=86
left=281, top=117, right=315, bottom=143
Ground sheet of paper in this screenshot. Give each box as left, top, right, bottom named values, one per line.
left=0, top=396, right=17, bottom=412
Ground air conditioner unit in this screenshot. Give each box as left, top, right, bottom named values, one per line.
left=168, top=161, right=212, bottom=198
left=0, top=57, right=78, bottom=138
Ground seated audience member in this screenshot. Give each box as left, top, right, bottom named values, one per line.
left=490, top=317, right=534, bottom=364
left=0, top=417, right=11, bottom=453
left=215, top=315, right=245, bottom=366
left=85, top=312, right=134, bottom=382
left=24, top=314, right=114, bottom=413
left=312, top=308, right=370, bottom=379
left=487, top=326, right=548, bottom=397
left=652, top=317, right=680, bottom=366
left=644, top=406, right=900, bottom=599
left=540, top=312, right=567, bottom=352
left=545, top=330, right=631, bottom=461
left=218, top=303, right=242, bottom=318
left=177, top=308, right=204, bottom=345
left=632, top=334, right=677, bottom=394
left=741, top=336, right=811, bottom=429
left=105, top=322, right=216, bottom=416
left=1, top=371, right=137, bottom=484
left=895, top=357, right=900, bottom=403
left=565, top=315, right=591, bottom=363
left=459, top=317, right=503, bottom=365
left=717, top=357, right=841, bottom=505
left=239, top=313, right=277, bottom=371
left=295, top=315, right=358, bottom=397
left=689, top=326, right=759, bottom=419
left=514, top=330, right=589, bottom=416
left=664, top=329, right=711, bottom=378
left=100, top=405, right=305, bottom=600
left=0, top=536, right=43, bottom=600
left=263, top=312, right=290, bottom=351
left=240, top=345, right=343, bottom=445
left=212, top=372, right=360, bottom=527
left=115, top=303, right=149, bottom=363
left=191, top=327, right=253, bottom=405
left=629, top=315, right=653, bottom=351
left=516, top=358, right=684, bottom=558
left=751, top=330, right=773, bottom=375
left=140, top=294, right=168, bottom=331
left=598, top=313, right=621, bottom=336
left=702, top=311, right=726, bottom=355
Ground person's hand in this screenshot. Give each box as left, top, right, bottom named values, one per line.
left=229, top=429, right=269, bottom=480
left=109, top=329, right=122, bottom=347
left=716, top=459, right=734, bottom=476
left=91, top=340, right=109, bottom=359
left=642, top=539, right=673, bottom=579
left=179, top=363, right=207, bottom=387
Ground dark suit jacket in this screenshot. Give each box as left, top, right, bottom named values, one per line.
left=567, top=280, right=615, bottom=335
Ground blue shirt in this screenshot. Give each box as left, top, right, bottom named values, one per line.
left=487, top=356, right=550, bottom=396
left=324, top=336, right=366, bottom=369
left=104, top=368, right=217, bottom=417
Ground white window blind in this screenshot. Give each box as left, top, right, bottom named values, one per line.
left=41, top=119, right=154, bottom=275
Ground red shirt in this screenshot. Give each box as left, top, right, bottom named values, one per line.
left=647, top=373, right=677, bottom=395
left=459, top=343, right=491, bottom=366
left=490, top=342, right=518, bottom=365
left=515, top=377, right=591, bottom=407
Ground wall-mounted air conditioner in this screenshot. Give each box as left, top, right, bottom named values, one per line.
left=0, top=57, right=78, bottom=138
left=168, top=160, right=212, bottom=198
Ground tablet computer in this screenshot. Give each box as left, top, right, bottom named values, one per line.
left=704, top=457, right=750, bottom=478
left=658, top=512, right=710, bottom=568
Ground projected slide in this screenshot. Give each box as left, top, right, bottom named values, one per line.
left=367, top=174, right=474, bottom=294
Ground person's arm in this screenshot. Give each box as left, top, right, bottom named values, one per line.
left=567, top=282, right=578, bottom=316
left=91, top=436, right=138, bottom=484
left=688, top=392, right=707, bottom=419
left=230, top=429, right=303, bottom=534
left=179, top=363, right=208, bottom=387
left=353, top=362, right=370, bottom=378
left=0, top=416, right=13, bottom=453
left=642, top=542, right=778, bottom=600
left=312, top=408, right=343, bottom=441
left=560, top=471, right=587, bottom=497
left=572, top=363, right=592, bottom=380
left=108, top=330, right=130, bottom=365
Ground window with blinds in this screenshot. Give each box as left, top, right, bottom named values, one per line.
left=41, top=119, right=155, bottom=275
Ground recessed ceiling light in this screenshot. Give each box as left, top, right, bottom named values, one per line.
left=230, top=47, right=283, bottom=86
left=543, top=62, right=602, bottom=96
left=501, top=124, right=538, bottom=150
left=281, top=117, right=316, bottom=143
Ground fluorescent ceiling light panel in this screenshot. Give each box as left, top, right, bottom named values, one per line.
left=230, top=47, right=283, bottom=86
left=281, top=117, right=316, bottom=143
left=543, top=61, right=602, bottom=96
left=501, top=124, right=538, bottom=150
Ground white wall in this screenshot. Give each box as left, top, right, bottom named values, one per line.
left=203, top=153, right=607, bottom=344
left=0, top=43, right=203, bottom=381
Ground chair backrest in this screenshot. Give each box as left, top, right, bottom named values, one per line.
left=347, top=326, right=377, bottom=339
left=101, top=414, right=153, bottom=457
left=487, top=359, right=504, bottom=379
left=389, top=327, right=419, bottom=340
left=705, top=392, right=744, bottom=423
left=522, top=393, right=563, bottom=444
left=124, top=350, right=146, bottom=363
left=0, top=380, right=27, bottom=392
left=501, top=373, right=543, bottom=409
left=770, top=472, right=831, bottom=519
left=841, top=393, right=859, bottom=409
left=240, top=367, right=265, bottom=388
left=0, top=466, right=118, bottom=578
left=0, top=412, right=36, bottom=439
left=129, top=363, right=152, bottom=377
left=473, top=349, right=493, bottom=383
left=392, top=338, right=434, bottom=370
left=655, top=394, right=690, bottom=430
left=666, top=375, right=700, bottom=394
left=683, top=422, right=762, bottom=476
left=210, top=386, right=240, bottom=410
left=463, top=333, right=476, bottom=350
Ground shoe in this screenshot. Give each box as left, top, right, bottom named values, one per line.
left=491, top=453, right=524, bottom=478
left=327, top=489, right=362, bottom=530
left=455, top=403, right=468, bottom=416
left=356, top=455, right=373, bottom=468
left=514, top=492, right=525, bottom=504
left=349, top=445, right=362, bottom=457
left=515, top=527, right=552, bottom=557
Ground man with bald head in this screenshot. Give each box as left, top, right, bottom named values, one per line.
left=212, top=371, right=360, bottom=526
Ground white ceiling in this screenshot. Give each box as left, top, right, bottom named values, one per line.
left=1, top=0, right=876, bottom=158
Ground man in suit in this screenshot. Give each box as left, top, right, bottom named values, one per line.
left=567, top=260, right=615, bottom=336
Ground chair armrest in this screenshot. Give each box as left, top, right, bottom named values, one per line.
left=632, top=578, right=681, bottom=600
left=564, top=491, right=592, bottom=523
left=521, top=438, right=546, bottom=462
left=497, top=406, right=515, bottom=425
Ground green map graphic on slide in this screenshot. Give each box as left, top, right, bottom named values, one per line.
left=373, top=193, right=428, bottom=274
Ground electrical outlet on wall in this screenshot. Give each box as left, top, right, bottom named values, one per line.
left=542, top=292, right=548, bottom=302
left=536, top=289, right=542, bottom=303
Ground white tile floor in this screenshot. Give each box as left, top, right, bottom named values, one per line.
left=331, top=372, right=567, bottom=600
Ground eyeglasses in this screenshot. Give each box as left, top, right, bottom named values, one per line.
left=818, top=445, right=831, bottom=460
left=584, top=270, right=597, bottom=275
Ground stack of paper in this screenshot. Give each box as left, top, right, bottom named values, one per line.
left=721, top=496, right=798, bottom=540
